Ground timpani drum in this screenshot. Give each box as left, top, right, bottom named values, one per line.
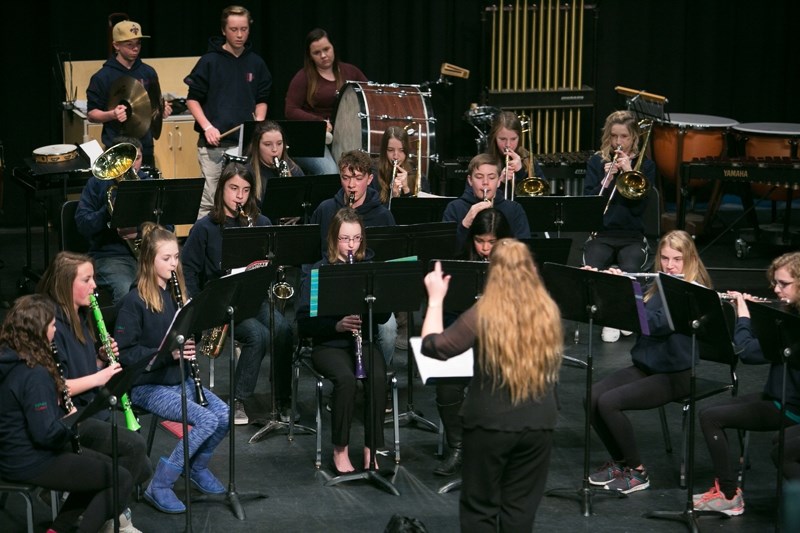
left=331, top=81, right=437, bottom=176
left=652, top=113, right=738, bottom=186
left=733, top=122, right=800, bottom=200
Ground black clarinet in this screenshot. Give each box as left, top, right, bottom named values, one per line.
left=347, top=251, right=366, bottom=379
left=51, top=342, right=81, bottom=454
left=170, top=271, right=209, bottom=407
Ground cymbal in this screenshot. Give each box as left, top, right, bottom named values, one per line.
left=147, top=78, right=164, bottom=140
left=108, top=75, right=151, bottom=138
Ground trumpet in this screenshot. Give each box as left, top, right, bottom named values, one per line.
left=482, top=187, right=493, bottom=205
left=347, top=250, right=366, bottom=379
left=387, top=158, right=399, bottom=211
left=348, top=192, right=356, bottom=208
left=89, top=293, right=140, bottom=431
left=171, top=271, right=209, bottom=407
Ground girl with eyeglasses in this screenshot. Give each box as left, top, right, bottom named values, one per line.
left=296, top=208, right=390, bottom=475
left=695, top=251, right=800, bottom=516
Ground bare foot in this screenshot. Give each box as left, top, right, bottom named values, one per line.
left=333, top=445, right=355, bottom=474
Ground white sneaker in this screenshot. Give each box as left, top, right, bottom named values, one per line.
left=601, top=327, right=621, bottom=342
left=621, top=330, right=633, bottom=337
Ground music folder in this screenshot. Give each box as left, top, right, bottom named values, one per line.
left=409, top=337, right=473, bottom=384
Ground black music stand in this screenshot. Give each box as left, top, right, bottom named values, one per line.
left=110, top=178, right=204, bottom=228
left=744, top=302, right=800, bottom=532
left=522, top=237, right=573, bottom=272
left=316, top=260, right=424, bottom=495
left=543, top=263, right=649, bottom=516
left=165, top=266, right=274, bottom=522
left=219, top=225, right=321, bottom=444
left=515, top=196, right=606, bottom=236
left=365, top=223, right=458, bottom=434
left=73, top=354, right=150, bottom=533
left=238, top=120, right=327, bottom=159
left=260, top=174, right=341, bottom=224
left=389, top=196, right=454, bottom=225
left=645, top=273, right=736, bottom=532
left=426, top=259, right=491, bottom=494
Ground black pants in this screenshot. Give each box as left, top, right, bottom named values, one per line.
left=583, top=234, right=648, bottom=273
left=312, top=344, right=386, bottom=448
left=591, top=365, right=690, bottom=467
left=79, top=417, right=152, bottom=486
left=27, top=448, right=133, bottom=533
left=777, top=423, right=800, bottom=481
left=460, top=427, right=553, bottom=532
left=699, top=392, right=798, bottom=496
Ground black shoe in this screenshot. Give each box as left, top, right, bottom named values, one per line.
left=278, top=402, right=300, bottom=423
left=433, top=446, right=463, bottom=476
left=329, top=462, right=356, bottom=477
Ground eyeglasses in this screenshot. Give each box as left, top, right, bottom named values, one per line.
left=341, top=173, right=368, bottom=183
left=338, top=235, right=362, bottom=244
left=772, top=279, right=795, bottom=289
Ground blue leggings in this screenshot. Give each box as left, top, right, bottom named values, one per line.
left=132, top=379, right=229, bottom=468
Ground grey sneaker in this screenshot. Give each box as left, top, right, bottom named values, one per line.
left=234, top=400, right=249, bottom=425
left=693, top=480, right=745, bottom=516
left=604, top=467, right=650, bottom=494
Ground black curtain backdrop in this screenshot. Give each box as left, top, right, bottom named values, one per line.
left=1, top=0, right=798, bottom=227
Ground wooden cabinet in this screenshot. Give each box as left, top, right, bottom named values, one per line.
left=153, top=119, right=201, bottom=178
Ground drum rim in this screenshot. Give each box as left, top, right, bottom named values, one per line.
left=32, top=143, right=78, bottom=155
left=656, top=113, right=738, bottom=128
left=732, top=122, right=800, bottom=135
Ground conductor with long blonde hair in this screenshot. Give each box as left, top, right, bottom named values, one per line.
left=421, top=239, right=562, bottom=532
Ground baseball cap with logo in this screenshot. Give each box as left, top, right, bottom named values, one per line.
left=112, top=21, right=150, bottom=42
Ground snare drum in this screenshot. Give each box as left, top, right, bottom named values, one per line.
left=32, top=144, right=79, bottom=164
left=733, top=122, right=800, bottom=200
left=222, top=147, right=247, bottom=166
left=652, top=113, right=738, bottom=185
left=331, top=81, right=436, bottom=176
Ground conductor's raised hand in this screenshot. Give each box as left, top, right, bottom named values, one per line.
left=424, top=261, right=451, bottom=304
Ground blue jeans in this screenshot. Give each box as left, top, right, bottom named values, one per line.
left=94, top=255, right=137, bottom=305
left=233, top=301, right=294, bottom=402
left=132, top=379, right=229, bottom=469
left=294, top=146, right=339, bottom=176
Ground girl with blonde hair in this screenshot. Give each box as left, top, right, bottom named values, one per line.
left=421, top=238, right=562, bottom=531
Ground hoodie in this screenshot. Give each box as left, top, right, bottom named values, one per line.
left=0, top=346, right=74, bottom=481
left=442, top=188, right=531, bottom=253
left=185, top=36, right=272, bottom=142
left=310, top=187, right=396, bottom=256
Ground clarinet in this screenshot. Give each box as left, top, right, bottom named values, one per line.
left=51, top=342, right=81, bottom=454
left=171, top=271, right=209, bottom=407
left=88, top=294, right=141, bottom=431
left=347, top=250, right=366, bottom=379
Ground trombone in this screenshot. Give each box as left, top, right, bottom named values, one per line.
left=514, top=114, right=549, bottom=198
left=404, top=122, right=423, bottom=197
left=601, top=120, right=653, bottom=215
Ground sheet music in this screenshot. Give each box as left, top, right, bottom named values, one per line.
left=80, top=139, right=104, bottom=166
left=410, top=337, right=473, bottom=384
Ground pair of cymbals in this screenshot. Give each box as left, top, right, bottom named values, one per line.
left=108, top=76, right=165, bottom=139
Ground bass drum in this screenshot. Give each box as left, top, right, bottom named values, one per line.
left=331, top=81, right=436, bottom=177
left=733, top=122, right=800, bottom=201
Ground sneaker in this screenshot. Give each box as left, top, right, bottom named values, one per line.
left=100, top=508, right=142, bottom=533
left=621, top=329, right=633, bottom=337
left=588, top=461, right=624, bottom=486
left=234, top=400, right=249, bottom=425
left=604, top=467, right=650, bottom=494
left=279, top=403, right=301, bottom=423
left=693, top=481, right=745, bottom=516
left=601, top=327, right=621, bottom=342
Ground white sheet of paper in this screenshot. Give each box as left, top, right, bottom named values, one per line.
left=80, top=139, right=104, bottom=166
left=410, top=336, right=473, bottom=384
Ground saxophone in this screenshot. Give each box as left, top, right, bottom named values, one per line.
left=52, top=342, right=81, bottom=454
left=274, top=156, right=291, bottom=177
left=347, top=250, right=366, bottom=379
left=171, top=271, right=209, bottom=407
left=88, top=294, right=141, bottom=431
